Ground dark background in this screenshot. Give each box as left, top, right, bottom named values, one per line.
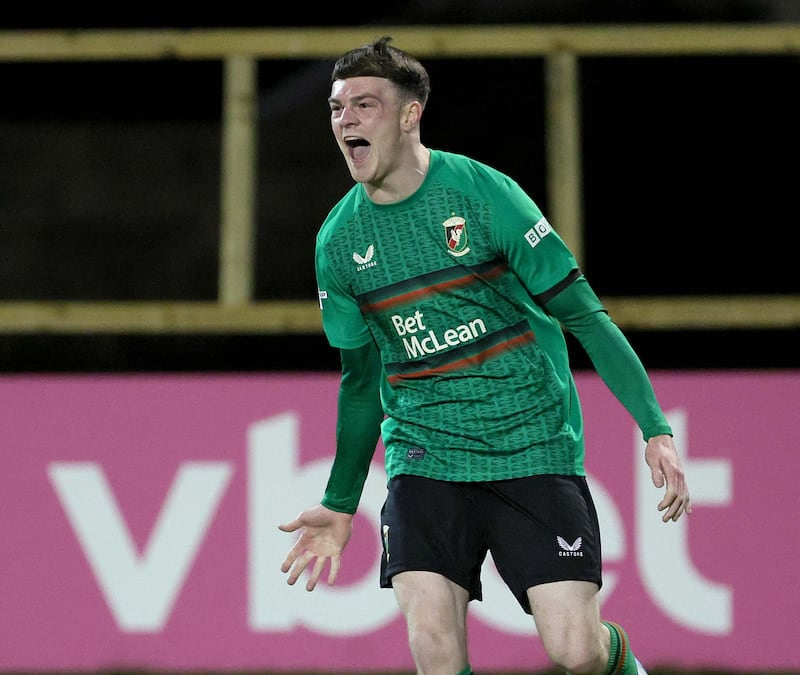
left=1, top=1, right=798, bottom=372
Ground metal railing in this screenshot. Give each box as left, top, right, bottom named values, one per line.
left=2, top=24, right=799, bottom=334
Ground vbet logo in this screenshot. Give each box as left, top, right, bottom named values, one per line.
left=47, top=410, right=732, bottom=638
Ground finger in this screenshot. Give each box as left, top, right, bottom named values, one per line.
left=650, top=467, right=666, bottom=489
left=660, top=500, right=679, bottom=522
left=281, top=554, right=297, bottom=575
left=664, top=502, right=684, bottom=522
left=286, top=550, right=313, bottom=586
left=306, top=556, right=327, bottom=592
left=657, top=484, right=677, bottom=514
left=327, top=555, right=341, bottom=586
left=280, top=537, right=306, bottom=573
left=658, top=494, right=689, bottom=522
left=278, top=518, right=301, bottom=533
left=661, top=475, right=690, bottom=520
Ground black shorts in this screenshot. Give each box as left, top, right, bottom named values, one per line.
left=379, top=474, right=602, bottom=614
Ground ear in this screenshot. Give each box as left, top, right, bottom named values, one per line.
left=401, top=100, right=423, bottom=131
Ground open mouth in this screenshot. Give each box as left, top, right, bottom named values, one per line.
left=345, top=138, right=371, bottom=162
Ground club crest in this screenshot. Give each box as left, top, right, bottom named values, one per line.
left=443, top=215, right=470, bottom=257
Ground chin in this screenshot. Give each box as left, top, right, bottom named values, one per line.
left=348, top=165, right=372, bottom=184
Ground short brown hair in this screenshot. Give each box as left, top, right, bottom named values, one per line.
left=331, top=36, right=431, bottom=107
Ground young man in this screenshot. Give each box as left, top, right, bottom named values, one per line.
left=279, top=36, right=691, bottom=675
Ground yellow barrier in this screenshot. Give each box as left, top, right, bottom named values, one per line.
left=2, top=25, right=798, bottom=333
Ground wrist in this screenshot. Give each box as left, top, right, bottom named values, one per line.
left=642, top=423, right=673, bottom=441
left=321, top=495, right=358, bottom=515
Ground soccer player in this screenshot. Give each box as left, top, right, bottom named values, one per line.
left=279, top=36, right=691, bottom=675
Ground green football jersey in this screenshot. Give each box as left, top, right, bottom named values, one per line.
left=316, top=149, right=586, bottom=482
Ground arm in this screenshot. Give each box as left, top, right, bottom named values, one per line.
left=322, top=341, right=385, bottom=513
left=279, top=341, right=385, bottom=589
left=544, top=274, right=691, bottom=522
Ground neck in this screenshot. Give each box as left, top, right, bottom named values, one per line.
left=366, top=145, right=430, bottom=204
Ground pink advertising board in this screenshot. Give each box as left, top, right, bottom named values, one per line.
left=0, top=371, right=797, bottom=672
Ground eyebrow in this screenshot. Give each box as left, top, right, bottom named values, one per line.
left=327, top=93, right=380, bottom=106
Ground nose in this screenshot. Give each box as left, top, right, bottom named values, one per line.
left=337, top=105, right=358, bottom=127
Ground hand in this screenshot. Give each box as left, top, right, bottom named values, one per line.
left=644, top=434, right=692, bottom=523
left=278, top=504, right=354, bottom=591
